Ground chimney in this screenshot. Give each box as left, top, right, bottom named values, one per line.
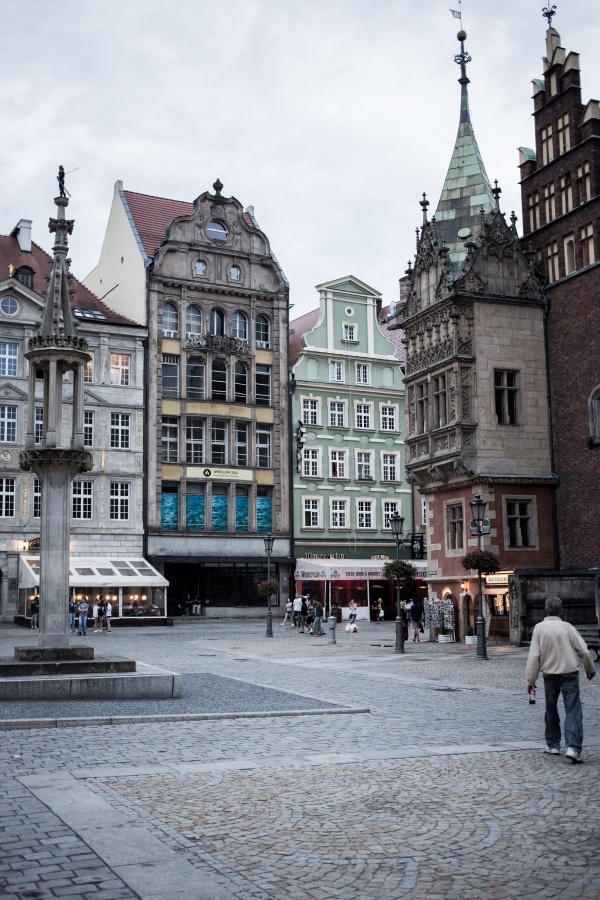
left=12, top=219, right=32, bottom=253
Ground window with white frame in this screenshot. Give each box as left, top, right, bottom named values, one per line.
left=83, top=411, right=94, bottom=448
left=110, top=353, right=130, bottom=386
left=186, top=418, right=204, bottom=464
left=72, top=481, right=92, bottom=519
left=84, top=352, right=94, bottom=383
left=330, top=498, right=347, bottom=528
left=381, top=405, right=396, bottom=431
left=235, top=423, right=248, bottom=465
left=581, top=224, right=595, bottom=267
left=162, top=417, right=179, bottom=463
left=357, top=499, right=373, bottom=529
left=383, top=500, right=399, bottom=530
left=446, top=503, right=464, bottom=550
left=0, top=343, right=18, bottom=377
left=356, top=363, right=369, bottom=384
left=356, top=403, right=371, bottom=429
left=302, top=398, right=318, bottom=426
left=303, top=448, right=319, bottom=478
left=303, top=497, right=321, bottom=528
left=330, top=360, right=344, bottom=382
left=506, top=499, right=533, bottom=548
left=0, top=478, right=15, bottom=517
left=33, top=478, right=41, bottom=519
left=0, top=406, right=16, bottom=443
left=256, top=426, right=272, bottom=468
left=211, top=420, right=227, bottom=464
left=162, top=355, right=180, bottom=398
left=162, top=302, right=179, bottom=337
left=110, top=482, right=129, bottom=520
left=382, top=453, right=397, bottom=481
left=34, top=408, right=43, bottom=444
left=110, top=413, right=130, bottom=449
left=329, top=401, right=345, bottom=427
left=343, top=323, right=356, bottom=342
left=357, top=451, right=372, bottom=480
left=330, top=449, right=346, bottom=478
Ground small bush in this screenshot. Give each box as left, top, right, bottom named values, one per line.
left=461, top=550, right=500, bottom=575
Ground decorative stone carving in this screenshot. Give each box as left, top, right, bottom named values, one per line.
left=19, top=448, right=93, bottom=476
left=184, top=334, right=250, bottom=354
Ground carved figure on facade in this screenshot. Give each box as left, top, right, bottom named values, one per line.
left=184, top=334, right=249, bottom=354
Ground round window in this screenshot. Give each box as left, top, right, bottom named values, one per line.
left=195, top=260, right=206, bottom=275
left=206, top=221, right=228, bottom=241
left=345, top=306, right=354, bottom=317
left=0, top=296, right=19, bottom=316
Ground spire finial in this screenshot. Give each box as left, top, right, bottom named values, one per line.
left=454, top=29, right=471, bottom=86
left=57, top=165, right=70, bottom=200
left=213, top=178, right=223, bottom=196
left=492, top=180, right=502, bottom=211
left=420, top=192, right=429, bottom=225
left=542, top=6, right=557, bottom=28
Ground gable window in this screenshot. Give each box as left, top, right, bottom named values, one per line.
left=302, top=398, right=318, bottom=426
left=255, top=315, right=270, bottom=349
left=185, top=418, right=204, bottom=464
left=0, top=343, right=18, bottom=377
left=303, top=498, right=321, bottom=528
left=0, top=478, right=15, bottom=517
left=210, top=308, right=225, bottom=336
left=162, top=302, right=179, bottom=338
left=383, top=500, right=399, bottom=530
left=356, top=404, right=371, bottom=429
left=544, top=183, right=556, bottom=223
left=528, top=192, right=540, bottom=231
left=110, top=353, right=130, bottom=386
left=234, top=362, right=247, bottom=403
left=581, top=225, right=595, bottom=267
left=557, top=115, right=570, bottom=154
left=0, top=296, right=19, bottom=316
left=356, top=363, right=369, bottom=384
left=547, top=242, right=559, bottom=282
left=211, top=360, right=227, bottom=401
left=541, top=126, right=554, bottom=166
left=559, top=174, right=573, bottom=215
left=235, top=423, right=248, bottom=465
left=495, top=371, right=518, bottom=425
left=381, top=405, right=396, bottom=431
left=211, top=420, right=227, bottom=464
left=186, top=358, right=205, bottom=400
left=329, top=401, right=345, bottom=427
left=232, top=311, right=247, bottom=340
left=330, top=499, right=347, bottom=529
left=256, top=426, right=272, bottom=468
left=110, top=482, right=129, bottom=520
left=330, top=449, right=346, bottom=478
left=506, top=500, right=532, bottom=547
left=343, top=323, right=356, bottom=342
left=356, top=451, right=372, bottom=480
left=72, top=481, right=92, bottom=519
left=161, top=416, right=179, bottom=463
left=83, top=411, right=94, bottom=448
left=416, top=382, right=428, bottom=433
left=0, top=406, right=17, bottom=443
left=433, top=375, right=447, bottom=428
left=16, top=267, right=33, bottom=289
left=382, top=453, right=397, bottom=482
left=207, top=221, right=228, bottom=241
left=564, top=234, right=576, bottom=275
left=186, top=306, right=202, bottom=336
left=162, top=354, right=179, bottom=398
left=110, top=413, right=130, bottom=449
left=329, top=361, right=344, bottom=382
left=302, top=448, right=319, bottom=478
left=33, top=478, right=41, bottom=519
left=446, top=503, right=464, bottom=550
left=255, top=365, right=271, bottom=406
left=34, top=407, right=44, bottom=445
left=84, top=352, right=94, bottom=383
left=357, top=500, right=373, bottom=529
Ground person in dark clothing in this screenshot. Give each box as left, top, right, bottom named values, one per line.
left=299, top=598, right=308, bottom=633
left=410, top=600, right=423, bottom=643
left=30, top=597, right=39, bottom=629
left=185, top=594, right=194, bottom=617
left=314, top=601, right=324, bottom=636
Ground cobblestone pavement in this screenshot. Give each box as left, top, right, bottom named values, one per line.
left=1, top=620, right=599, bottom=899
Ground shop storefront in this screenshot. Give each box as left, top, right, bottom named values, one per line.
left=18, top=556, right=169, bottom=622
left=294, top=559, right=428, bottom=621
left=483, top=571, right=512, bottom=640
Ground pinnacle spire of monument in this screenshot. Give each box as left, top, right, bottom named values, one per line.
left=40, top=166, right=78, bottom=337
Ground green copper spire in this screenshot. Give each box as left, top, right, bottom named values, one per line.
left=434, top=30, right=494, bottom=271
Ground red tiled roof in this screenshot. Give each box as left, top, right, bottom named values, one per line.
left=378, top=305, right=405, bottom=364
left=0, top=233, right=136, bottom=326
left=242, top=211, right=256, bottom=229
left=122, top=190, right=194, bottom=260
left=289, top=308, right=321, bottom=367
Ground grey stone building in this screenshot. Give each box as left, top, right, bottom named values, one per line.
left=84, top=180, right=292, bottom=615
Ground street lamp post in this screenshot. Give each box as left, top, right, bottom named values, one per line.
left=469, top=493, right=490, bottom=660
left=264, top=532, right=274, bottom=638
left=390, top=513, right=406, bottom=654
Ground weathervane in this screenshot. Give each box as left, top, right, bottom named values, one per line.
left=542, top=6, right=557, bottom=28
left=452, top=3, right=471, bottom=87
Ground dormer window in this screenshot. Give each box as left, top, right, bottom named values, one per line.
left=16, top=267, right=33, bottom=289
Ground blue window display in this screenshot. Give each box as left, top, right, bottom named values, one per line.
left=256, top=491, right=272, bottom=532
left=186, top=491, right=205, bottom=530
left=235, top=492, right=249, bottom=531
left=161, top=490, right=178, bottom=530
left=212, top=489, right=228, bottom=531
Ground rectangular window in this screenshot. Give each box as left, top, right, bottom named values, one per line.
left=357, top=500, right=373, bottom=529
left=162, top=416, right=179, bottom=463
left=329, top=401, right=345, bottom=428
left=84, top=353, right=94, bottom=384
left=330, top=449, right=346, bottom=478
left=356, top=404, right=371, bottom=429
left=162, top=354, right=179, bottom=398
left=584, top=162, right=591, bottom=204
left=235, top=486, right=248, bottom=532
left=185, top=417, right=204, bottom=464
left=211, top=420, right=227, bottom=465
left=422, top=498, right=427, bottom=527
left=33, top=478, right=41, bottom=519
left=495, top=371, right=518, bottom=425
left=383, top=500, right=399, bottom=530
left=507, top=500, right=532, bottom=547
left=330, top=499, right=347, bottom=529
left=109, top=482, right=129, bottom=520
left=547, top=242, right=559, bottom=281
left=433, top=375, right=447, bottom=428
left=544, top=183, right=556, bottom=223
left=302, top=398, right=318, bottom=426
left=257, top=487, right=272, bottom=532
left=382, top=453, right=397, bottom=482
left=564, top=234, right=576, bottom=275
left=541, top=126, right=553, bottom=166
left=380, top=406, right=396, bottom=431
left=357, top=451, right=372, bottom=480
left=0, top=343, right=18, bottom=377
left=560, top=174, right=573, bottom=215
left=256, top=426, right=272, bottom=468
left=161, top=484, right=179, bottom=531
left=211, top=486, right=228, bottom=532
left=528, top=192, right=540, bottom=231
left=303, top=448, right=319, bottom=477
left=83, top=410, right=94, bottom=448
left=416, top=382, right=428, bottom=433
left=581, top=224, right=595, bottom=267
left=343, top=323, right=356, bottom=342
left=255, top=365, right=271, bottom=406
left=447, top=503, right=464, bottom=550
left=110, top=353, right=130, bottom=386
left=356, top=364, right=369, bottom=384
left=0, top=406, right=17, bottom=443
left=235, top=423, right=248, bottom=466
left=72, top=481, right=92, bottom=519
left=186, top=359, right=205, bottom=400
left=330, top=361, right=344, bottom=382
left=110, top=413, right=130, bottom=449
left=234, top=363, right=247, bottom=403
left=303, top=498, right=320, bottom=528
left=186, top=484, right=205, bottom=531
left=557, top=114, right=570, bottom=154
left=34, top=407, right=44, bottom=445
left=0, top=478, right=15, bottom=517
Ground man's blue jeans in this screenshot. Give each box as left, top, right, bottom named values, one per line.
left=78, top=612, right=88, bottom=635
left=314, top=616, right=322, bottom=635
left=543, top=672, right=583, bottom=752
left=69, top=612, right=75, bottom=632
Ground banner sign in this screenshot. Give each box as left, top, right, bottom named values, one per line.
left=295, top=560, right=428, bottom=581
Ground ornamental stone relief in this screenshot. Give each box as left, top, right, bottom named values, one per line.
left=184, top=334, right=250, bottom=354
left=136, top=410, right=143, bottom=449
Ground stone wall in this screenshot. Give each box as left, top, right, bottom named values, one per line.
left=508, top=568, right=599, bottom=645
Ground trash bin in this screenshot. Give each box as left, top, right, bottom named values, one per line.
left=331, top=605, right=342, bottom=623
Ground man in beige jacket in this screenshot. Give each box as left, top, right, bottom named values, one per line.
left=526, top=596, right=596, bottom=763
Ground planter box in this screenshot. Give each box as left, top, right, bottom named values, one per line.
left=464, top=635, right=478, bottom=645
left=437, top=634, right=454, bottom=643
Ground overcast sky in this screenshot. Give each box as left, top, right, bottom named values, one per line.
left=2, top=0, right=599, bottom=317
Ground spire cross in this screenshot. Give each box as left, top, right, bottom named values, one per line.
left=454, top=29, right=471, bottom=85
left=542, top=6, right=557, bottom=28
left=492, top=180, right=502, bottom=211
left=419, top=192, right=429, bottom=225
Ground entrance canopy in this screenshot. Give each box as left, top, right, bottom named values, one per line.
left=294, top=559, right=428, bottom=581
left=19, top=556, right=169, bottom=590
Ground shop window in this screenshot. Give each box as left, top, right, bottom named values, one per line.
left=257, top=487, right=272, bottom=532
left=0, top=477, right=15, bottom=517
left=506, top=499, right=533, bottom=547
left=211, top=359, right=227, bottom=400
left=186, top=418, right=204, bottom=464
left=446, top=503, right=464, bottom=550
left=329, top=401, right=345, bottom=427
left=255, top=365, right=271, bottom=406
left=235, top=486, right=249, bottom=532
left=235, top=423, right=248, bottom=465
left=162, top=416, right=179, bottom=463
left=186, top=305, right=203, bottom=336
left=234, top=363, right=247, bottom=403
left=255, top=314, right=270, bottom=348
left=161, top=484, right=179, bottom=530
left=162, top=354, right=179, bottom=398
left=186, top=358, right=205, bottom=399
left=0, top=343, right=18, bottom=377
left=0, top=405, right=17, bottom=443
left=110, top=412, right=130, bottom=449
left=302, top=398, right=318, bottom=426
left=232, top=311, right=247, bottom=339
left=211, top=420, right=227, bottom=464
left=495, top=371, right=518, bottom=425
left=186, top=484, right=205, bottom=530
left=212, top=485, right=228, bottom=531
left=330, top=499, right=347, bottom=528
left=72, top=481, right=92, bottom=519
left=162, top=302, right=179, bottom=338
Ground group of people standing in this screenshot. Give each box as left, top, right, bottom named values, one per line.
left=68, top=596, right=112, bottom=635
left=283, top=595, right=325, bottom=635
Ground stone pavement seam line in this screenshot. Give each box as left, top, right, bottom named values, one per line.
left=0, top=705, right=371, bottom=732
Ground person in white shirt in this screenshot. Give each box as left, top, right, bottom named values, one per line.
left=292, top=594, right=303, bottom=628
left=105, top=600, right=112, bottom=633
left=526, top=595, right=595, bottom=763
left=93, top=601, right=101, bottom=633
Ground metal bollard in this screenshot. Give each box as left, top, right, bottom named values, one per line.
left=327, top=616, right=337, bottom=645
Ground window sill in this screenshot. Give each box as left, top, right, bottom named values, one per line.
left=301, top=527, right=325, bottom=532
left=301, top=476, right=324, bottom=481
left=329, top=528, right=352, bottom=532
left=356, top=528, right=378, bottom=532
left=328, top=478, right=350, bottom=483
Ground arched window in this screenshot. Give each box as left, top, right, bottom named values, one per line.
left=232, top=311, right=247, bottom=340
left=255, top=314, right=270, bottom=349
left=588, top=386, right=600, bottom=446
left=16, top=267, right=33, bottom=289
left=211, top=359, right=227, bottom=400
left=195, top=260, right=207, bottom=276
left=234, top=363, right=247, bottom=403
left=162, top=302, right=179, bottom=337
left=186, top=305, right=202, bottom=336
left=230, top=266, right=241, bottom=281
left=210, top=308, right=224, bottom=336
left=565, top=236, right=576, bottom=275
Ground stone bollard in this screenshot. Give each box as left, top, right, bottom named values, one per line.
left=327, top=616, right=337, bottom=645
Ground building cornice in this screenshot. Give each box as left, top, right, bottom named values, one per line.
left=414, top=471, right=558, bottom=495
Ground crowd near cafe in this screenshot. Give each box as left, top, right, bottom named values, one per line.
left=294, top=558, right=428, bottom=621
left=18, top=556, right=169, bottom=621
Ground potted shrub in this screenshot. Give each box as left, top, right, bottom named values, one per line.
left=257, top=579, right=280, bottom=607
left=461, top=550, right=499, bottom=645
left=464, top=623, right=477, bottom=645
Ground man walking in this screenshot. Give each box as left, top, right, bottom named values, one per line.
left=526, top=596, right=596, bottom=763
left=314, top=600, right=324, bottom=636
left=292, top=593, right=303, bottom=628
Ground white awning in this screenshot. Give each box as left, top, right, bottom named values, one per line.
left=294, top=559, right=428, bottom=581
left=19, top=555, right=169, bottom=590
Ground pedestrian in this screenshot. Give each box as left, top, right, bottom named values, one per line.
left=77, top=596, right=90, bottom=635
left=30, top=595, right=39, bottom=629
left=348, top=599, right=357, bottom=624
left=377, top=599, right=384, bottom=623
left=105, top=597, right=112, bottom=633
left=405, top=598, right=413, bottom=623
left=69, top=595, right=76, bottom=633
left=93, top=598, right=102, bottom=632
left=401, top=601, right=409, bottom=642
left=314, top=600, right=324, bottom=636
left=282, top=598, right=293, bottom=625
left=192, top=596, right=201, bottom=615
left=306, top=600, right=315, bottom=635
left=526, top=595, right=596, bottom=763
left=185, top=594, right=194, bottom=617
left=299, top=596, right=308, bottom=633
left=410, top=598, right=423, bottom=642
left=292, top=593, right=303, bottom=628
